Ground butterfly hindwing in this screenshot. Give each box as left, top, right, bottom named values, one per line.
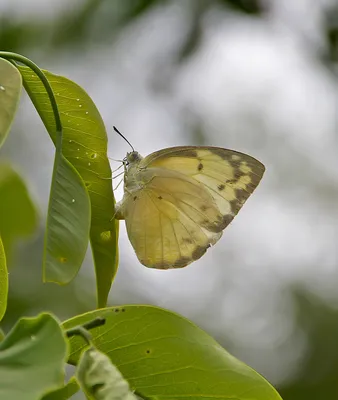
left=120, top=169, right=223, bottom=269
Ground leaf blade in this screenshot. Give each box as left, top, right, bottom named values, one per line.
left=0, top=236, right=8, bottom=321
left=0, top=313, right=68, bottom=400
left=0, top=58, right=22, bottom=149
left=44, top=153, right=91, bottom=283
left=63, top=306, right=282, bottom=400
left=41, top=376, right=80, bottom=400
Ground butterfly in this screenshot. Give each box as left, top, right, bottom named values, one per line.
left=114, top=135, right=265, bottom=269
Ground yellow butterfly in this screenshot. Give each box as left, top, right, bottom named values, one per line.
left=114, top=134, right=265, bottom=269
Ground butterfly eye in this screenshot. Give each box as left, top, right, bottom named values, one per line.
left=123, top=157, right=129, bottom=166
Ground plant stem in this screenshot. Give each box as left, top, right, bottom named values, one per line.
left=0, top=52, right=62, bottom=147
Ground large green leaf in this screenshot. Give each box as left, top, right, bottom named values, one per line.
left=0, top=236, right=7, bottom=321
left=64, top=306, right=283, bottom=400
left=0, top=313, right=68, bottom=400
left=0, top=58, right=22, bottom=149
left=0, top=163, right=37, bottom=258
left=44, top=152, right=91, bottom=283
left=19, top=66, right=118, bottom=305
left=41, top=377, right=80, bottom=400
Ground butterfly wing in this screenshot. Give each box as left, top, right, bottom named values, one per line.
left=119, top=146, right=265, bottom=269
left=140, top=146, right=265, bottom=223
left=119, top=168, right=224, bottom=269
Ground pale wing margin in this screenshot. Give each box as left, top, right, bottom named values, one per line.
left=122, top=169, right=223, bottom=269
left=140, top=146, right=265, bottom=224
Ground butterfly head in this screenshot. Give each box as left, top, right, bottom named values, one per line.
left=126, top=151, right=142, bottom=164
left=123, top=151, right=143, bottom=173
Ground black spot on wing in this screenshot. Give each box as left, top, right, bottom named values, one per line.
left=173, top=257, right=191, bottom=267
left=183, top=149, right=198, bottom=158
left=218, top=184, right=225, bottom=191
left=230, top=189, right=250, bottom=214
left=198, top=163, right=203, bottom=171
left=192, top=245, right=209, bottom=261
left=146, top=256, right=191, bottom=270
left=226, top=178, right=239, bottom=185
left=205, top=214, right=234, bottom=233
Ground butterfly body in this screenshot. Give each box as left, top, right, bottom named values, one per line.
left=115, top=146, right=265, bottom=269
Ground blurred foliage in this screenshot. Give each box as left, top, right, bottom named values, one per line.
left=53, top=0, right=167, bottom=48
left=0, top=0, right=264, bottom=55
left=0, top=18, right=40, bottom=52
left=220, top=0, right=264, bottom=14
left=279, top=290, right=338, bottom=400
left=1, top=230, right=95, bottom=331
left=0, top=164, right=37, bottom=260
left=324, top=4, right=338, bottom=64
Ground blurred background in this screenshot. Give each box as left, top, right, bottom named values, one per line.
left=1, top=0, right=338, bottom=399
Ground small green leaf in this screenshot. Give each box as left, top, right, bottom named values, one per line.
left=77, top=346, right=138, bottom=400
left=64, top=306, right=282, bottom=400
left=44, top=152, right=91, bottom=284
left=0, top=163, right=37, bottom=258
left=0, top=236, right=8, bottom=321
left=0, top=313, right=68, bottom=400
left=41, top=376, right=80, bottom=400
left=19, top=66, right=118, bottom=306
left=0, top=58, right=22, bottom=148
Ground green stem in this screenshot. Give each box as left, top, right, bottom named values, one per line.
left=0, top=52, right=62, bottom=147
left=66, top=326, right=93, bottom=345
left=65, top=317, right=106, bottom=344
left=81, top=316, right=106, bottom=330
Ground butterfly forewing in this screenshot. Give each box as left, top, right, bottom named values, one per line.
left=141, top=146, right=265, bottom=220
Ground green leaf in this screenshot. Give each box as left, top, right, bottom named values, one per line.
left=0, top=328, right=5, bottom=342
left=44, top=151, right=91, bottom=284
left=0, top=313, right=68, bottom=400
left=0, top=236, right=8, bottom=321
left=41, top=376, right=80, bottom=400
left=77, top=346, right=138, bottom=400
left=64, top=306, right=282, bottom=400
left=0, top=163, right=37, bottom=258
left=19, top=66, right=118, bottom=306
left=0, top=58, right=22, bottom=149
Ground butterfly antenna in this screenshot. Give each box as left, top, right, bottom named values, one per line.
left=113, top=126, right=134, bottom=152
